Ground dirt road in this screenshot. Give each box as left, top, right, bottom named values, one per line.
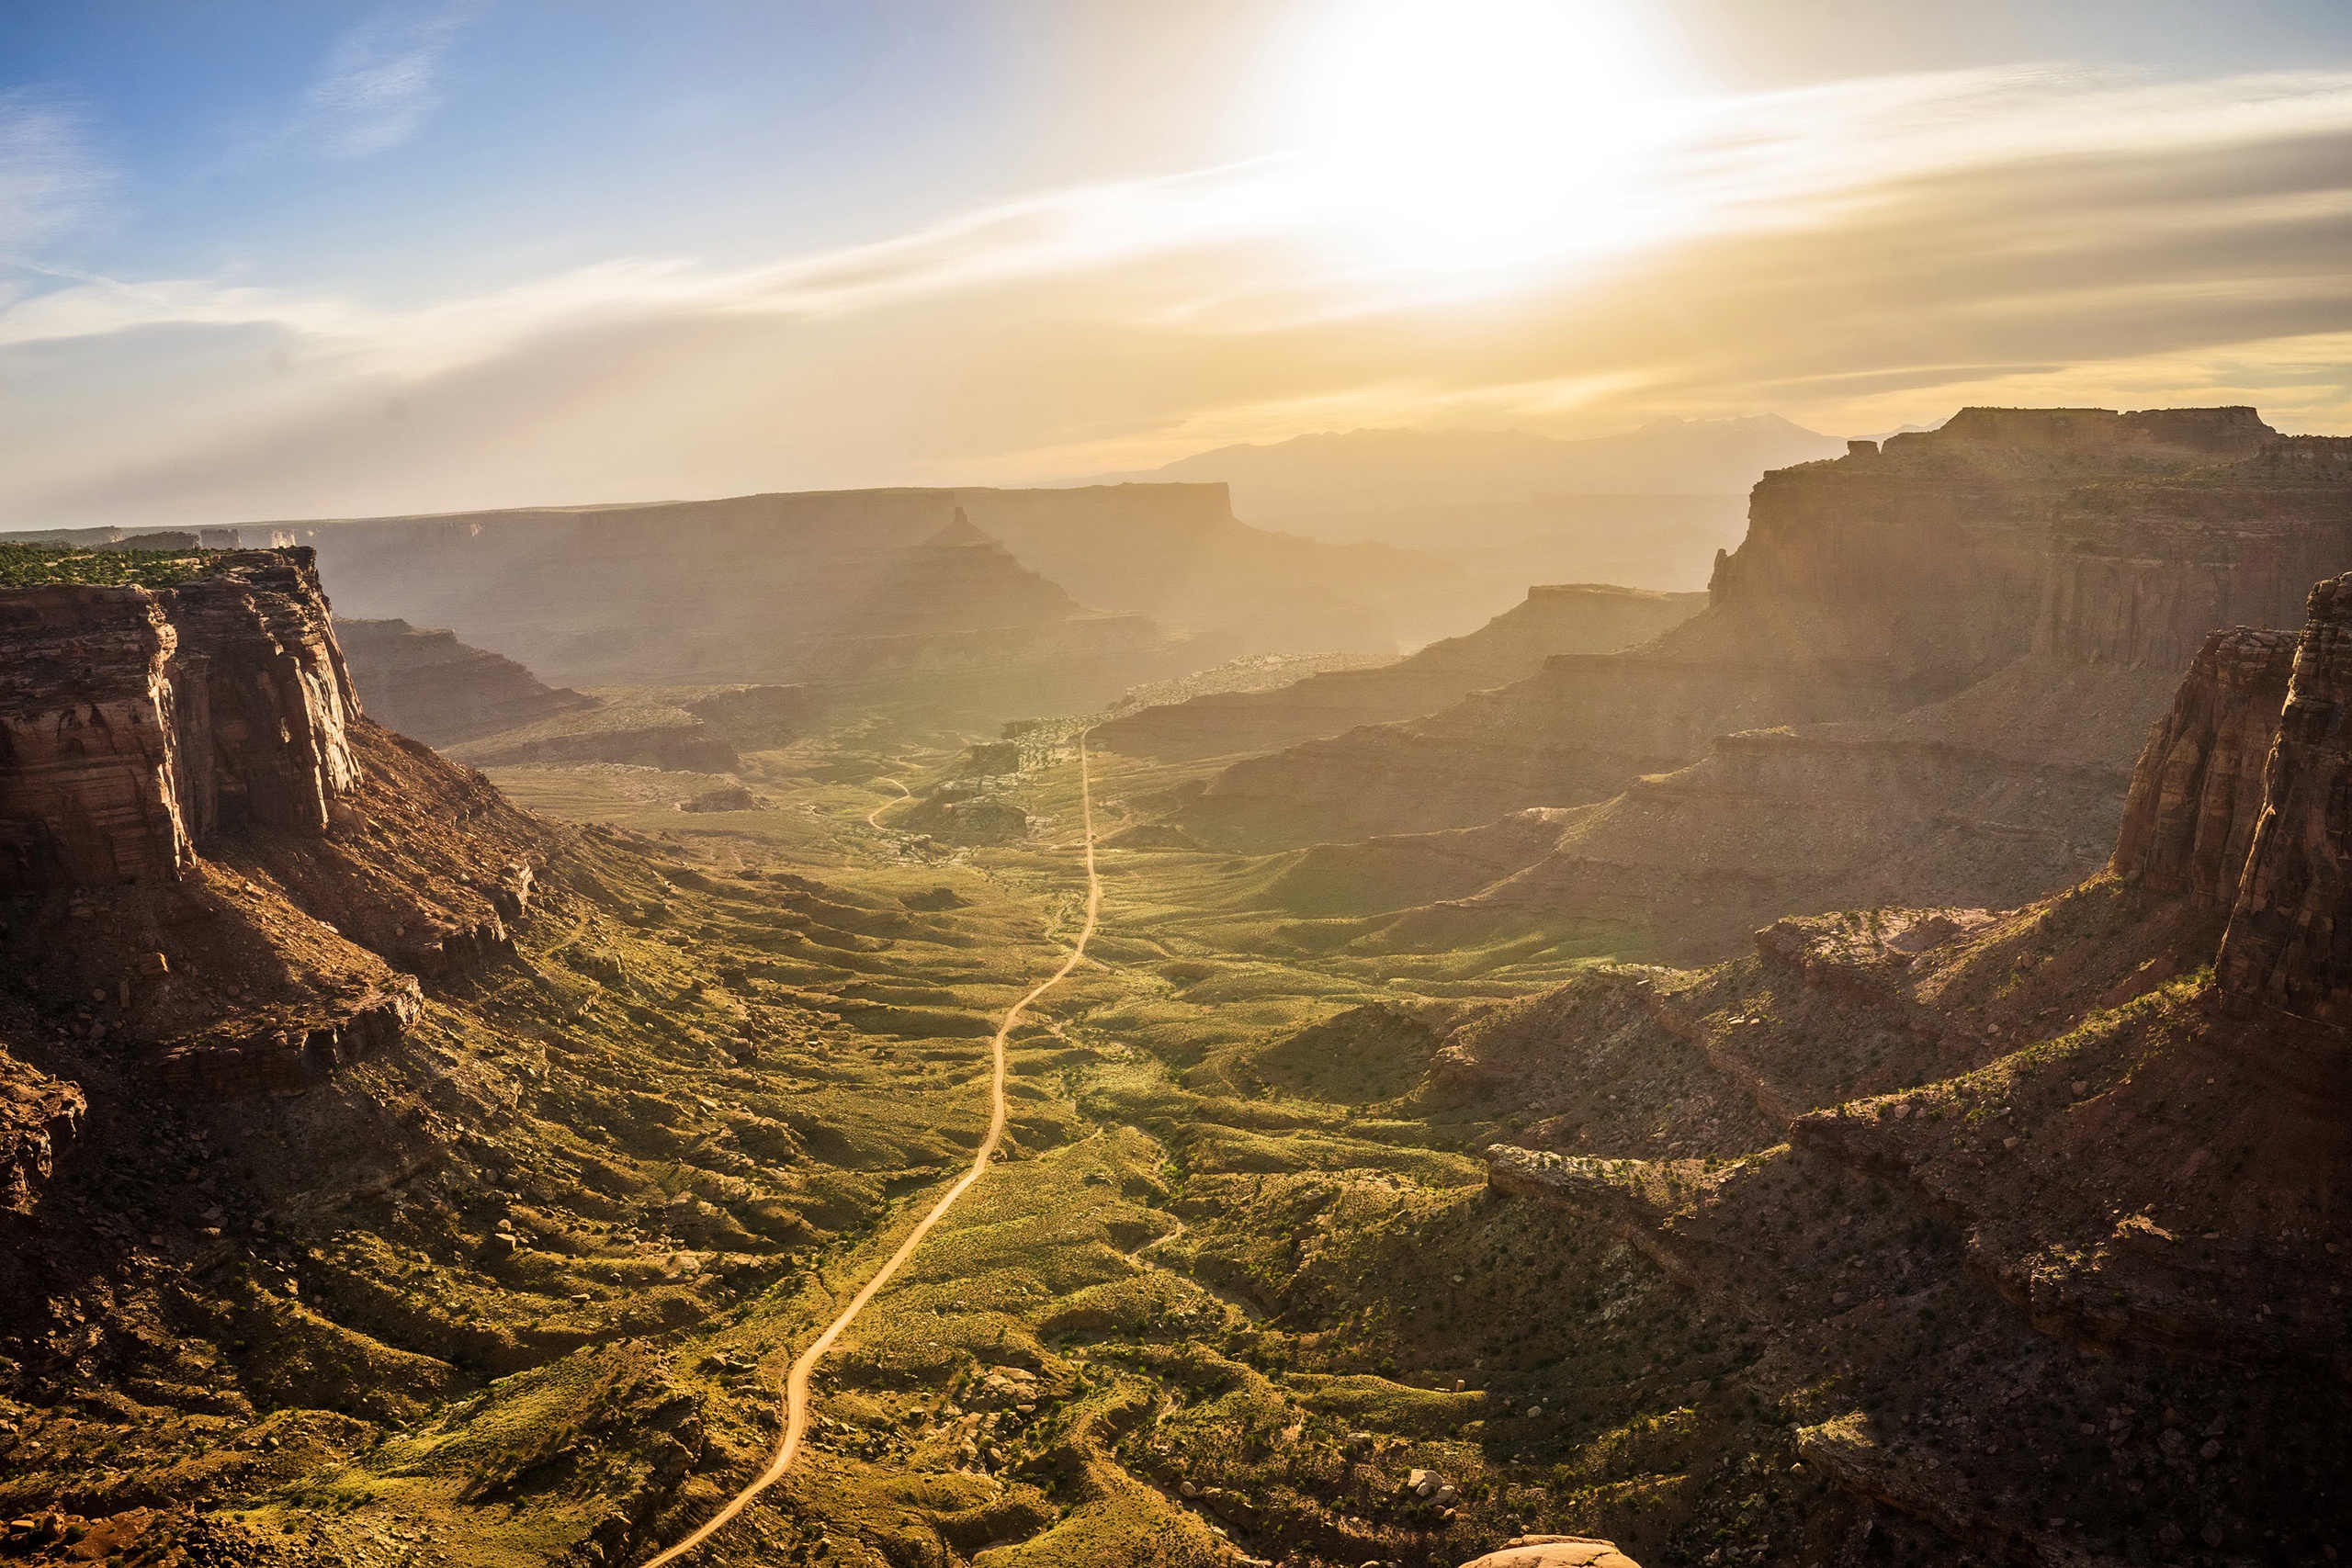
left=643, top=734, right=1102, bottom=1565
left=865, top=776, right=910, bottom=829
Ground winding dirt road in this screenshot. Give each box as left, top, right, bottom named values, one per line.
left=865, top=776, right=910, bottom=830
left=644, top=734, right=1102, bottom=1566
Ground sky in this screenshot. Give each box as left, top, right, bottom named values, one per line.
left=4, top=0, right=2350, bottom=527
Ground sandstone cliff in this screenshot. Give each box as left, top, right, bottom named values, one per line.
left=2110, top=628, right=2297, bottom=907
left=0, top=551, right=554, bottom=1095
left=0, top=550, right=363, bottom=894
left=1450, top=577, right=2352, bottom=1560
left=335, top=616, right=597, bottom=746
left=1202, top=408, right=2352, bottom=955
left=1095, top=583, right=1703, bottom=762
left=2216, top=571, right=2352, bottom=1022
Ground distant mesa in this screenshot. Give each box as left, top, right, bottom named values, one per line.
left=447, top=682, right=815, bottom=773
left=335, top=615, right=599, bottom=747
left=277, top=483, right=1481, bottom=726
left=1115, top=413, right=1852, bottom=595
left=1097, top=581, right=1704, bottom=762
left=1177, top=406, right=2352, bottom=958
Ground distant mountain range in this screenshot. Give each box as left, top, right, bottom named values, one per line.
left=1097, top=414, right=1853, bottom=594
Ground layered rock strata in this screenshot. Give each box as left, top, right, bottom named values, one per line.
left=1097, top=583, right=1703, bottom=762
left=334, top=616, right=597, bottom=746
left=2110, top=627, right=2296, bottom=906
left=1, top=552, right=550, bottom=1094
left=0, top=550, right=361, bottom=894
left=2216, top=572, right=2352, bottom=1022
left=1214, top=409, right=2352, bottom=957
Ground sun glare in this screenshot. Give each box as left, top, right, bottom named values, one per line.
left=1288, top=0, right=1680, bottom=277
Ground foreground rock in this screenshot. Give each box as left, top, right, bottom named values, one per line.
left=1466, top=569, right=2352, bottom=1561
left=0, top=548, right=552, bottom=1089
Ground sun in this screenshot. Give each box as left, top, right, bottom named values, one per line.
left=1287, top=0, right=1681, bottom=277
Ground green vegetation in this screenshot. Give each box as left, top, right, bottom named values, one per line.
left=0, top=541, right=228, bottom=589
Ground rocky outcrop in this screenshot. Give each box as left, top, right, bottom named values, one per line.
left=168, top=554, right=364, bottom=840
left=0, top=1051, right=84, bottom=1213
left=1097, top=583, right=1703, bottom=761
left=2110, top=628, right=2296, bottom=906
left=1203, top=410, right=2352, bottom=957
left=0, top=587, right=193, bottom=891
left=0, top=550, right=361, bottom=894
left=155, top=976, right=422, bottom=1095
left=0, top=554, right=566, bottom=1098
left=2217, top=572, right=2352, bottom=1023
left=335, top=617, right=597, bottom=746
left=447, top=682, right=813, bottom=773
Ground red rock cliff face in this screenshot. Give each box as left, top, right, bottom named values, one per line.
left=2037, top=438, right=2352, bottom=670
left=2217, top=573, right=2352, bottom=1023
left=2110, top=628, right=2298, bottom=907
left=0, top=588, right=195, bottom=892
left=1706, top=406, right=2289, bottom=690
left=0, top=550, right=362, bottom=895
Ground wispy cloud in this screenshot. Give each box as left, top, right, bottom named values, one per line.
left=4, top=63, right=2349, bottom=523
left=291, top=5, right=477, bottom=159
left=0, top=91, right=114, bottom=254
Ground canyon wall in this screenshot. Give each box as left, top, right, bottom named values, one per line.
left=336, top=616, right=598, bottom=746
left=1, top=550, right=554, bottom=1094
left=0, top=551, right=360, bottom=894
left=1194, top=409, right=2352, bottom=958
left=2109, top=628, right=2298, bottom=907
left=2217, top=572, right=2352, bottom=1023
left=290, top=485, right=1476, bottom=716
left=1097, top=583, right=1703, bottom=761
left=1188, top=408, right=2309, bottom=852
left=2036, top=437, right=2352, bottom=669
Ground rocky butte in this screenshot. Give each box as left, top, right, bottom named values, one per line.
left=280, top=486, right=1491, bottom=722
left=1096, top=582, right=1704, bottom=762
left=1180, top=406, right=2352, bottom=956
left=1455, top=561, right=2352, bottom=1556
left=0, top=548, right=539, bottom=1100
left=333, top=615, right=599, bottom=747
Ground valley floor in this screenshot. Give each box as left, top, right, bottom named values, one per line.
left=6, top=715, right=2341, bottom=1568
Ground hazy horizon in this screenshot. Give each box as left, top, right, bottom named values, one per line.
left=6, top=0, right=2351, bottom=530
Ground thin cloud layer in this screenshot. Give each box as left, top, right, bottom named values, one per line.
left=291, top=6, right=477, bottom=160
left=0, top=91, right=111, bottom=254
left=4, top=64, right=2349, bottom=526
